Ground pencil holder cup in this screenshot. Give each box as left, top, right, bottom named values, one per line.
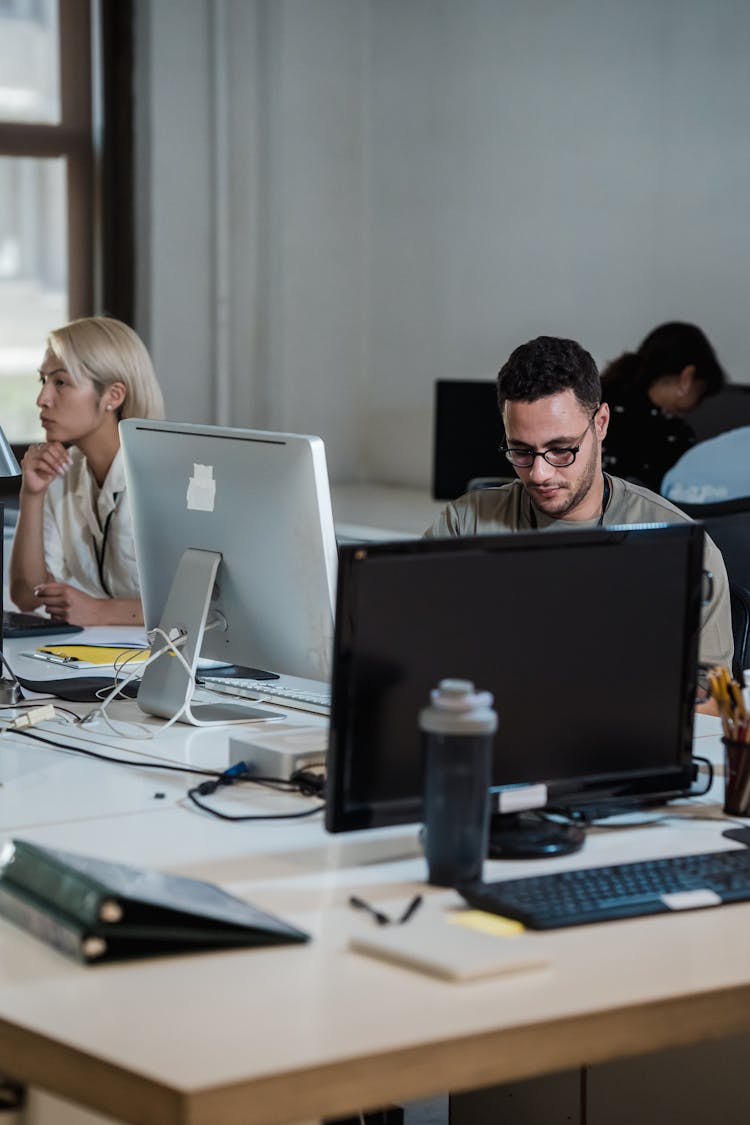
left=723, top=738, right=750, bottom=817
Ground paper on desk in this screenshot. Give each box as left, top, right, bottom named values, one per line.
left=350, top=916, right=546, bottom=982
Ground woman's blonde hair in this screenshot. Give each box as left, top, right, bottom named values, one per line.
left=47, top=316, right=164, bottom=420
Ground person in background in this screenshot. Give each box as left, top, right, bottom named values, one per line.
left=661, top=426, right=750, bottom=504
left=10, top=316, right=164, bottom=626
left=600, top=322, right=727, bottom=492
left=426, top=335, right=733, bottom=680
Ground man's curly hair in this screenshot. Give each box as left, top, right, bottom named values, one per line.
left=497, top=336, right=601, bottom=414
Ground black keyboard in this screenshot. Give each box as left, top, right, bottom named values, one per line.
left=461, top=848, right=750, bottom=930
left=2, top=611, right=83, bottom=639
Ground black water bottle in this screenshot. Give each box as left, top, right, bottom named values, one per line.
left=420, top=678, right=497, bottom=887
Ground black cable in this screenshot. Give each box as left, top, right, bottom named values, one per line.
left=689, top=754, right=714, bottom=798
left=5, top=726, right=322, bottom=816
left=290, top=766, right=327, bottom=797
left=7, top=725, right=222, bottom=777
left=186, top=787, right=325, bottom=821
left=0, top=702, right=79, bottom=723
left=93, top=491, right=121, bottom=597
left=186, top=761, right=325, bottom=821
left=546, top=756, right=717, bottom=830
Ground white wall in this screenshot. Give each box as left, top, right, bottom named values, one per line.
left=134, top=0, right=750, bottom=486
left=134, top=0, right=214, bottom=424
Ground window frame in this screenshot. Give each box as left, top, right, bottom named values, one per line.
left=0, top=0, right=135, bottom=494
left=0, top=0, right=94, bottom=319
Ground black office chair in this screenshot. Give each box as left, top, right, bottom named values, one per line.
left=678, top=496, right=750, bottom=685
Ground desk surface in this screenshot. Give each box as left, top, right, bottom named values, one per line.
left=1, top=634, right=749, bottom=1125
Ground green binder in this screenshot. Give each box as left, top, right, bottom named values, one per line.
left=0, top=839, right=309, bottom=963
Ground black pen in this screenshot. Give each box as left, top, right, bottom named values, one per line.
left=398, top=894, right=423, bottom=924
left=348, top=895, right=390, bottom=926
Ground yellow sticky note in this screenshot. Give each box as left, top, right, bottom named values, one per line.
left=447, top=909, right=525, bottom=937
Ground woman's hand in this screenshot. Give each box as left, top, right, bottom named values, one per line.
left=31, top=585, right=144, bottom=627
left=20, top=441, right=73, bottom=496
left=33, top=582, right=108, bottom=627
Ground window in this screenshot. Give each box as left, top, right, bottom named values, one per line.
left=0, top=0, right=94, bottom=447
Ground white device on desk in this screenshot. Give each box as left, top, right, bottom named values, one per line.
left=120, top=420, right=337, bottom=726
left=229, top=724, right=328, bottom=779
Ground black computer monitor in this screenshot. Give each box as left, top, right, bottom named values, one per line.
left=325, top=523, right=703, bottom=857
left=432, top=379, right=508, bottom=500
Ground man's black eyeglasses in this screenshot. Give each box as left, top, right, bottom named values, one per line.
left=500, top=407, right=600, bottom=469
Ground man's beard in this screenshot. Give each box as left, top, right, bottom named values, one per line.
left=526, top=444, right=599, bottom=519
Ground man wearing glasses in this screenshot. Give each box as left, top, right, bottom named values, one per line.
left=426, top=335, right=733, bottom=674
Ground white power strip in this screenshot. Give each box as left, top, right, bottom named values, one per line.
left=229, top=725, right=328, bottom=780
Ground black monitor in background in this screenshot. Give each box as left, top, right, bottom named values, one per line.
left=325, top=523, right=703, bottom=858
left=432, top=379, right=509, bottom=500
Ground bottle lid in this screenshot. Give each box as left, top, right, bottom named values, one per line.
left=419, top=678, right=498, bottom=735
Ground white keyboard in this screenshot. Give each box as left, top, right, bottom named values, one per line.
left=200, top=677, right=331, bottom=716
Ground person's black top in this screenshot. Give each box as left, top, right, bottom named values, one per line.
left=602, top=385, right=696, bottom=492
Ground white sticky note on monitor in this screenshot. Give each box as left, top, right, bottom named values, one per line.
left=350, top=918, right=549, bottom=982
left=186, top=463, right=216, bottom=511
left=495, top=783, right=548, bottom=814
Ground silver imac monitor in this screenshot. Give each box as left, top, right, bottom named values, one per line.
left=120, top=419, right=338, bottom=724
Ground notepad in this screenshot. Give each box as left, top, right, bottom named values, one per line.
left=29, top=644, right=150, bottom=668
left=350, top=917, right=549, bottom=982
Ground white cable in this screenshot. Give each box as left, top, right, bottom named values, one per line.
left=91, top=624, right=234, bottom=736
left=146, top=626, right=196, bottom=731
left=147, top=617, right=271, bottom=731
left=12, top=707, right=220, bottom=772
left=0, top=704, right=75, bottom=724
left=19, top=615, right=269, bottom=741
left=79, top=629, right=193, bottom=738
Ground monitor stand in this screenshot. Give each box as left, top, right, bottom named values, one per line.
left=136, top=548, right=279, bottom=726
left=487, top=811, right=585, bottom=860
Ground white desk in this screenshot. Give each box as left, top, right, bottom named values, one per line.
left=1, top=639, right=750, bottom=1125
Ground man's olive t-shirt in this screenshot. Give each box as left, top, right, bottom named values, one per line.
left=425, top=474, right=733, bottom=671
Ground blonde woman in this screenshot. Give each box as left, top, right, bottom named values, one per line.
left=10, top=316, right=164, bottom=626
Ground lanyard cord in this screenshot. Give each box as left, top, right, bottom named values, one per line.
left=528, top=473, right=611, bottom=530
left=94, top=492, right=121, bottom=597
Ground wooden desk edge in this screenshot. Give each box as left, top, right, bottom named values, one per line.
left=0, top=1016, right=182, bottom=1125
left=3, top=982, right=750, bottom=1125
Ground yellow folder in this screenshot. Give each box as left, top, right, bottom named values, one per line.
left=34, top=645, right=150, bottom=668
